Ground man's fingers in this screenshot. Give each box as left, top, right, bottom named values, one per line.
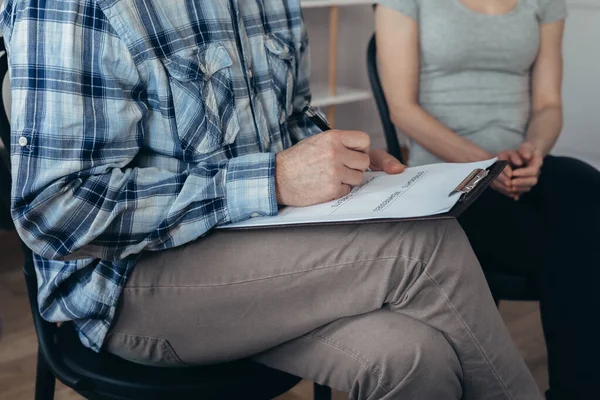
left=383, top=160, right=406, bottom=174
left=335, top=184, right=352, bottom=199
left=339, top=166, right=364, bottom=186
left=342, top=148, right=371, bottom=172
left=334, top=130, right=371, bottom=152
left=369, top=149, right=405, bottom=174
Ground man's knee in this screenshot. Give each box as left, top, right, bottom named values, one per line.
left=411, top=219, right=470, bottom=248
left=421, top=219, right=480, bottom=270
left=378, top=323, right=463, bottom=398
left=338, top=313, right=463, bottom=399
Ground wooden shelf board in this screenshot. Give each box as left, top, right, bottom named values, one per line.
left=301, top=0, right=374, bottom=9
left=311, top=84, right=372, bottom=108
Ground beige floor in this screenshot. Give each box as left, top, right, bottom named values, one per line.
left=0, top=231, right=548, bottom=400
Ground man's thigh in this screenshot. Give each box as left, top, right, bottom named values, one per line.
left=106, top=220, right=453, bottom=365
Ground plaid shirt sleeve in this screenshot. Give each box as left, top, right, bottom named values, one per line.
left=1, top=1, right=277, bottom=262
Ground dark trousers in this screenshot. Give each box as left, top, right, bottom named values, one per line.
left=458, top=155, right=600, bottom=400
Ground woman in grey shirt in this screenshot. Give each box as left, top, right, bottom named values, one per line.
left=376, top=0, right=600, bottom=398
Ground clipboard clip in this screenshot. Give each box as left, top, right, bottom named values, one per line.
left=449, top=168, right=489, bottom=199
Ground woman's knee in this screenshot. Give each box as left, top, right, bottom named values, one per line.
left=540, top=156, right=600, bottom=211
left=542, top=156, right=600, bottom=192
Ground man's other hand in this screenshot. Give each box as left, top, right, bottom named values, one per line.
left=275, top=130, right=371, bottom=206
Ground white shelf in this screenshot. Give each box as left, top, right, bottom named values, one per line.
left=301, top=0, right=374, bottom=9
left=311, top=84, right=372, bottom=108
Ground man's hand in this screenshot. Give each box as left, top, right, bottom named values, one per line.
left=512, top=142, right=543, bottom=195
left=275, top=130, right=371, bottom=206
left=369, top=149, right=406, bottom=174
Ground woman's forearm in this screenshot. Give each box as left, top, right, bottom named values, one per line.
left=391, top=103, right=493, bottom=163
left=525, top=106, right=563, bottom=156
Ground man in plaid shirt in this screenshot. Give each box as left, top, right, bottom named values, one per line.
left=1, top=0, right=540, bottom=398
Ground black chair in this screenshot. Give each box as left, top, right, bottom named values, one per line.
left=0, top=36, right=332, bottom=400
left=0, top=38, right=11, bottom=228
left=366, top=33, right=540, bottom=302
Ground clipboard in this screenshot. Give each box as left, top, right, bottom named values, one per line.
left=225, top=160, right=507, bottom=230
left=428, top=159, right=507, bottom=220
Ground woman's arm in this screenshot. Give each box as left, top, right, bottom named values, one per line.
left=525, top=20, right=565, bottom=156
left=375, top=5, right=492, bottom=163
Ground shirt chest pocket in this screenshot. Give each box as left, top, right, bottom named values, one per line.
left=264, top=35, right=295, bottom=125
left=163, top=43, right=240, bottom=156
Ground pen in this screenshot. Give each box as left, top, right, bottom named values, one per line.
left=303, top=104, right=372, bottom=172
left=303, top=105, right=331, bottom=131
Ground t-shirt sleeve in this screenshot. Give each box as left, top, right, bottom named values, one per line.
left=538, top=0, right=567, bottom=24
left=377, top=0, right=419, bottom=21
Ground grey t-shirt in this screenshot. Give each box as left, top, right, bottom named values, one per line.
left=378, top=0, right=567, bottom=166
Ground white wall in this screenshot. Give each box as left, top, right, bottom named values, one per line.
left=553, top=0, right=600, bottom=169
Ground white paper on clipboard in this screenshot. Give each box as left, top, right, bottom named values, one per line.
left=219, top=158, right=497, bottom=229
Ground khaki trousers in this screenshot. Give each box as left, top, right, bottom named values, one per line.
left=105, top=220, right=541, bottom=399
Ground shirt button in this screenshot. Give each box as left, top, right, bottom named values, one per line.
left=18, top=136, right=28, bottom=147
left=250, top=212, right=259, bottom=218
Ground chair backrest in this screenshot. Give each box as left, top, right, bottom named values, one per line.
left=365, top=33, right=405, bottom=164
left=0, top=37, right=12, bottom=214
left=0, top=38, right=10, bottom=152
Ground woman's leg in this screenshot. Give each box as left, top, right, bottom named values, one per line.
left=105, top=220, right=540, bottom=399
left=458, top=187, right=545, bottom=277
left=525, top=156, right=600, bottom=399
left=459, top=155, right=600, bottom=399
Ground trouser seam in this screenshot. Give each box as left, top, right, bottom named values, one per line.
left=124, top=255, right=423, bottom=289
left=303, top=334, right=394, bottom=395
left=423, top=268, right=514, bottom=400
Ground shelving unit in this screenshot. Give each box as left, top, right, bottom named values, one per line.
left=301, top=0, right=374, bottom=127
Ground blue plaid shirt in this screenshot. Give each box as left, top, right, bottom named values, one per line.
left=0, top=0, right=319, bottom=351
